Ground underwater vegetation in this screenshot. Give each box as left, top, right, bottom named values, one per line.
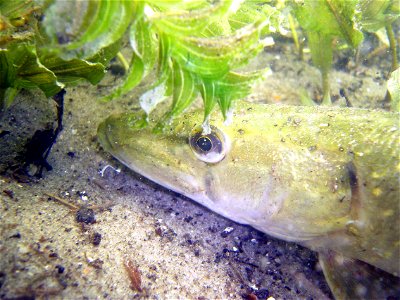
left=293, top=0, right=399, bottom=105
left=1, top=0, right=399, bottom=124
left=0, top=0, right=115, bottom=109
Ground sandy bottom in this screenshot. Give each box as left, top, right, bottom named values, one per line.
left=0, top=42, right=398, bottom=299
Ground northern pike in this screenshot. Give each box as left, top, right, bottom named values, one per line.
left=97, top=101, right=400, bottom=299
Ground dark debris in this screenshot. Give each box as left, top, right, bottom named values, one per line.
left=11, top=89, right=66, bottom=179
left=92, top=232, right=102, bottom=246
left=75, top=207, right=96, bottom=224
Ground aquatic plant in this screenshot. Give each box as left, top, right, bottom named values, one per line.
left=1, top=0, right=399, bottom=123
left=360, top=0, right=399, bottom=71
left=1, top=0, right=282, bottom=127
left=0, top=0, right=118, bottom=110
left=41, top=0, right=282, bottom=127
left=292, top=0, right=399, bottom=105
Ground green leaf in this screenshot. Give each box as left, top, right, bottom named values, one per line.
left=148, top=0, right=218, bottom=13
left=138, top=33, right=172, bottom=113
left=197, top=70, right=264, bottom=121
left=87, top=39, right=124, bottom=66
left=360, top=0, right=399, bottom=32
left=40, top=55, right=105, bottom=85
left=1, top=39, right=110, bottom=108
left=101, top=52, right=145, bottom=102
left=171, top=19, right=267, bottom=79
left=2, top=87, right=19, bottom=109
left=153, top=59, right=198, bottom=132
left=293, top=0, right=363, bottom=47
left=149, top=1, right=233, bottom=36
left=199, top=1, right=279, bottom=38
left=102, top=9, right=157, bottom=102
left=214, top=70, right=262, bottom=119
left=307, top=32, right=333, bottom=75
left=325, top=0, right=363, bottom=47
left=0, top=43, right=63, bottom=98
left=226, top=1, right=280, bottom=36
left=199, top=79, right=217, bottom=120
left=1, top=0, right=33, bottom=18
left=130, top=16, right=157, bottom=71
left=169, top=59, right=198, bottom=117
left=43, top=0, right=135, bottom=59
left=292, top=0, right=365, bottom=105
left=154, top=33, right=172, bottom=93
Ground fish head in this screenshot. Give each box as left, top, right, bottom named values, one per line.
left=97, top=103, right=356, bottom=241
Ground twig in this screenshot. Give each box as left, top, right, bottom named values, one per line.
left=44, top=193, right=78, bottom=210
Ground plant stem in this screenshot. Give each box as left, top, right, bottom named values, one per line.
left=386, top=23, right=398, bottom=72
left=288, top=13, right=301, bottom=57
left=321, top=71, right=331, bottom=105
left=116, top=52, right=129, bottom=72
left=308, top=32, right=332, bottom=105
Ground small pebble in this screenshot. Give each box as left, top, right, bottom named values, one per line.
left=221, top=226, right=234, bottom=238
left=76, top=207, right=95, bottom=224
left=92, top=232, right=102, bottom=246
left=55, top=265, right=65, bottom=274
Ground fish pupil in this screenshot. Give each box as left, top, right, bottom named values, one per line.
left=196, top=136, right=212, bottom=152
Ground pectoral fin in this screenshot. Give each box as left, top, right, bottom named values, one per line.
left=319, top=250, right=400, bottom=300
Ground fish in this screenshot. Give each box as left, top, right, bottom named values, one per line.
left=97, top=100, right=400, bottom=299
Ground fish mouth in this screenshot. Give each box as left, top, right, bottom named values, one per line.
left=97, top=119, right=113, bottom=153
left=97, top=112, right=148, bottom=152
left=97, top=113, right=207, bottom=197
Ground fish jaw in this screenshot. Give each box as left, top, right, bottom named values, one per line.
left=97, top=112, right=217, bottom=208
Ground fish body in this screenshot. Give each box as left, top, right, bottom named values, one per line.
left=98, top=101, right=400, bottom=298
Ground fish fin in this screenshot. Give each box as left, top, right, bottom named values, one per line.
left=319, top=250, right=400, bottom=300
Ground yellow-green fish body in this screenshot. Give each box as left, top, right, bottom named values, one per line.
left=98, top=101, right=399, bottom=298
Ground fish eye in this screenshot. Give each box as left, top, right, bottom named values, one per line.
left=189, top=125, right=228, bottom=163
left=196, top=136, right=212, bottom=152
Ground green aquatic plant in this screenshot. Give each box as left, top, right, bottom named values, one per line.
left=360, top=0, right=399, bottom=71
left=293, top=0, right=363, bottom=105
left=41, top=0, right=282, bottom=127
left=1, top=0, right=399, bottom=123
left=291, top=0, right=399, bottom=105
left=0, top=0, right=118, bottom=110
left=1, top=0, right=283, bottom=126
